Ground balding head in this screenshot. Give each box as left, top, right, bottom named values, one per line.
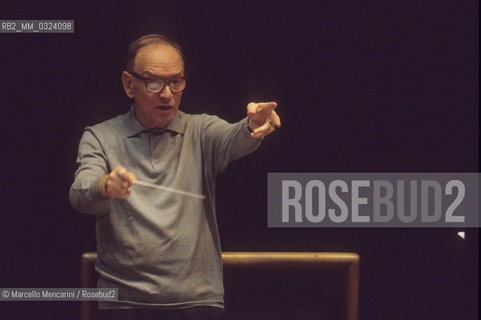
left=126, top=34, right=183, bottom=73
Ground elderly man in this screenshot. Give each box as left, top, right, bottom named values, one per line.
left=70, top=34, right=280, bottom=320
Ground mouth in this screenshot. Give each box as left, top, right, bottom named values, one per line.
left=157, top=106, right=173, bottom=111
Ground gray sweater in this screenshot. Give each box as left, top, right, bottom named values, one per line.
left=70, top=107, right=261, bottom=309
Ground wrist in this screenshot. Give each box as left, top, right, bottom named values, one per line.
left=98, top=175, right=111, bottom=198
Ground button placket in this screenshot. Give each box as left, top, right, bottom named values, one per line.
left=150, top=130, right=162, bottom=166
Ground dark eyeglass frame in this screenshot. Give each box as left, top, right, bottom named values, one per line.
left=129, top=72, right=187, bottom=93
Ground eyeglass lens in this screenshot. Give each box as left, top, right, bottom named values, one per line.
left=147, top=78, right=186, bottom=93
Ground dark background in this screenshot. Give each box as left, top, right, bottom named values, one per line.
left=0, top=0, right=478, bottom=319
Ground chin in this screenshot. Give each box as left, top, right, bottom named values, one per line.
left=155, top=115, right=174, bottom=128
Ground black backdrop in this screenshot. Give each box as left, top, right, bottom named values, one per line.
left=1, top=1, right=478, bottom=319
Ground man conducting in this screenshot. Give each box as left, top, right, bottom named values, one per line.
left=70, top=34, right=280, bottom=319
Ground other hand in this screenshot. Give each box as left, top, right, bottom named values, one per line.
left=247, top=101, right=281, bottom=138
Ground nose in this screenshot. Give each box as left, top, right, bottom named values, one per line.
left=158, top=83, right=173, bottom=99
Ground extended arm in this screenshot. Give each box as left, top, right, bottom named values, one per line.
left=201, top=101, right=281, bottom=177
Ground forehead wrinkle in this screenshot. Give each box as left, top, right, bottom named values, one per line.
left=140, top=70, right=183, bottom=79
left=134, top=44, right=184, bottom=76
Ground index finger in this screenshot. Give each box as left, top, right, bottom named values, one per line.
left=254, top=101, right=277, bottom=112
left=247, top=101, right=278, bottom=116
left=257, top=101, right=277, bottom=109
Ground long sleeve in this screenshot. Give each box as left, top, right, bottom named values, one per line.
left=69, top=128, right=111, bottom=215
left=200, top=115, right=262, bottom=177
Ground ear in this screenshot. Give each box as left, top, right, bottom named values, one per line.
left=122, top=71, right=135, bottom=98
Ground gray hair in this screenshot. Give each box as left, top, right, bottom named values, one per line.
left=126, top=34, right=183, bottom=73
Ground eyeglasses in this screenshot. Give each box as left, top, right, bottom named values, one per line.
left=129, top=72, right=187, bottom=93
